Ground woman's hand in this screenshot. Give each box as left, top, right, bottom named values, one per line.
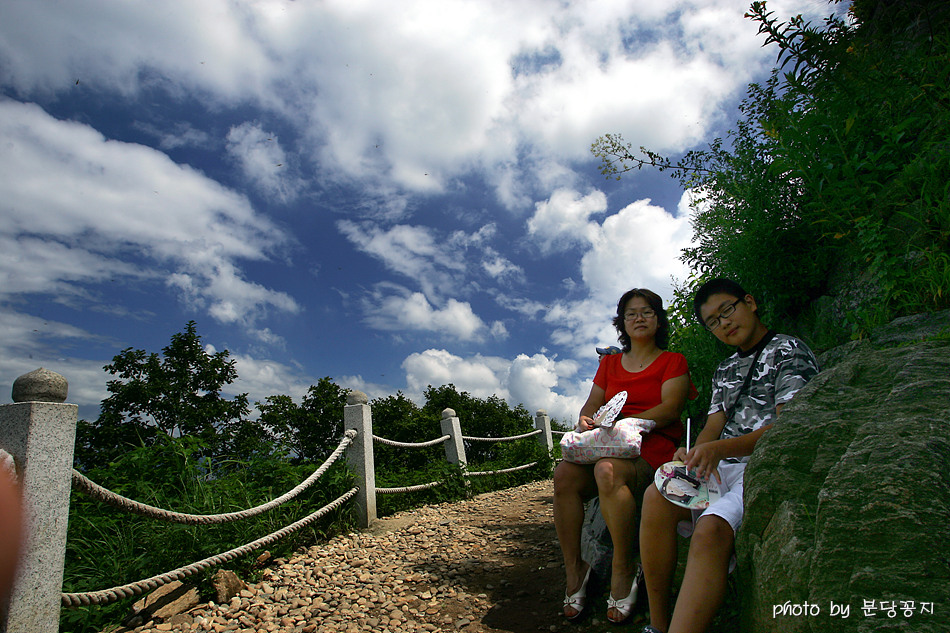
left=576, top=415, right=596, bottom=432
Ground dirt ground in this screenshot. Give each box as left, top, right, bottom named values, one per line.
left=374, top=479, right=654, bottom=633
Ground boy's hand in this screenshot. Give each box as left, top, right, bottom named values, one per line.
left=682, top=442, right=723, bottom=484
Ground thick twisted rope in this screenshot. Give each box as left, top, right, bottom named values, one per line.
left=0, top=448, right=16, bottom=484
left=373, top=434, right=450, bottom=448
left=462, top=428, right=542, bottom=443
left=468, top=461, right=538, bottom=476
left=61, top=486, right=359, bottom=607
left=377, top=480, right=443, bottom=494
left=71, top=430, right=357, bottom=525
left=551, top=430, right=567, bottom=436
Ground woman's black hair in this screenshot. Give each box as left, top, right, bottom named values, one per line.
left=612, top=288, right=670, bottom=351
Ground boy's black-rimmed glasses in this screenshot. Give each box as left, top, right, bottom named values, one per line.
left=704, top=298, right=743, bottom=331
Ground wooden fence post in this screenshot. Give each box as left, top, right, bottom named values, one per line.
left=343, top=390, right=376, bottom=529
left=0, top=368, right=78, bottom=633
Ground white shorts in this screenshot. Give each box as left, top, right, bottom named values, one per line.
left=677, top=461, right=746, bottom=536
left=674, top=461, right=745, bottom=574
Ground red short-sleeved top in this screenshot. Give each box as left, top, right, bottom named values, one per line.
left=592, top=351, right=696, bottom=470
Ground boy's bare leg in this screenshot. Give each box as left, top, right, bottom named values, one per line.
left=668, top=515, right=734, bottom=633
left=553, top=461, right=596, bottom=595
left=639, top=484, right=691, bottom=632
left=593, top=458, right=640, bottom=598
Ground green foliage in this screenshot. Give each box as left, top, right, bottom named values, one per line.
left=75, top=321, right=251, bottom=468
left=593, top=0, right=950, bottom=346
left=423, top=384, right=537, bottom=463
left=65, top=326, right=550, bottom=633
left=63, top=437, right=356, bottom=633
left=256, top=377, right=348, bottom=463
left=368, top=384, right=553, bottom=515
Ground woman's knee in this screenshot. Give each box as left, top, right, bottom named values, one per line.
left=554, top=462, right=589, bottom=495
left=593, top=458, right=629, bottom=490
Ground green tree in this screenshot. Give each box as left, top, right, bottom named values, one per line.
left=422, top=384, right=534, bottom=463
left=256, top=377, right=348, bottom=463
left=369, top=391, right=440, bottom=471
left=75, top=321, right=250, bottom=469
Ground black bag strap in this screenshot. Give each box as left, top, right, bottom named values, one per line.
left=726, top=330, right=776, bottom=424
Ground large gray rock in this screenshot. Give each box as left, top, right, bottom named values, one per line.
left=737, top=329, right=950, bottom=632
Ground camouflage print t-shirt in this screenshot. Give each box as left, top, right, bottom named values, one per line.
left=708, top=333, right=820, bottom=464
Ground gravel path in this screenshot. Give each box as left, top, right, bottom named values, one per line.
left=121, top=479, right=645, bottom=633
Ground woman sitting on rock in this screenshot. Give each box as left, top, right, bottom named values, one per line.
left=554, top=287, right=694, bottom=624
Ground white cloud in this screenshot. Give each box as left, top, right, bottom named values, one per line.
left=362, top=286, right=491, bottom=342
left=226, top=122, right=302, bottom=202
left=230, top=353, right=313, bottom=406
left=580, top=196, right=693, bottom=300
left=524, top=188, right=695, bottom=357
left=527, top=188, right=606, bottom=253
left=402, top=349, right=510, bottom=401
left=0, top=100, right=299, bottom=328
left=400, top=348, right=590, bottom=423
left=0, top=0, right=831, bottom=208
left=338, top=221, right=465, bottom=299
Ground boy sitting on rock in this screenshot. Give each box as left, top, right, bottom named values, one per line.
left=637, top=278, right=820, bottom=633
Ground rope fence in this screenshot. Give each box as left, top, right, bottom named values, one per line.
left=462, top=428, right=543, bottom=442
left=373, top=434, right=450, bottom=448
left=70, top=430, right=357, bottom=525
left=60, top=430, right=359, bottom=607
left=468, top=461, right=539, bottom=477
left=61, top=487, right=359, bottom=607
left=377, top=480, right=444, bottom=494
left=0, top=372, right=558, bottom=633
left=363, top=407, right=552, bottom=504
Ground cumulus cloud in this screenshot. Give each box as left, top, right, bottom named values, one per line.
left=527, top=188, right=606, bottom=254
left=361, top=285, right=498, bottom=342
left=402, top=349, right=510, bottom=401
left=401, top=348, right=589, bottom=423
left=0, top=100, right=299, bottom=328
left=524, top=188, right=695, bottom=357
left=229, top=353, right=314, bottom=406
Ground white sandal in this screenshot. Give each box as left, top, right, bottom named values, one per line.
left=562, top=565, right=592, bottom=620
left=606, top=564, right=642, bottom=624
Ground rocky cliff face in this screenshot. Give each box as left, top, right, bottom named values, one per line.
left=737, top=314, right=950, bottom=632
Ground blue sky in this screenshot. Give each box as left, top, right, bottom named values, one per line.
left=0, top=0, right=835, bottom=423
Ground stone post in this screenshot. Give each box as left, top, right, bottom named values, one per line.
left=440, top=408, right=466, bottom=467
left=343, top=390, right=376, bottom=529
left=0, top=368, right=78, bottom=633
left=534, top=409, right=553, bottom=453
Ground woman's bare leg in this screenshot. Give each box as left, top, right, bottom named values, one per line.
left=593, top=457, right=641, bottom=601
left=553, top=460, right=597, bottom=603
